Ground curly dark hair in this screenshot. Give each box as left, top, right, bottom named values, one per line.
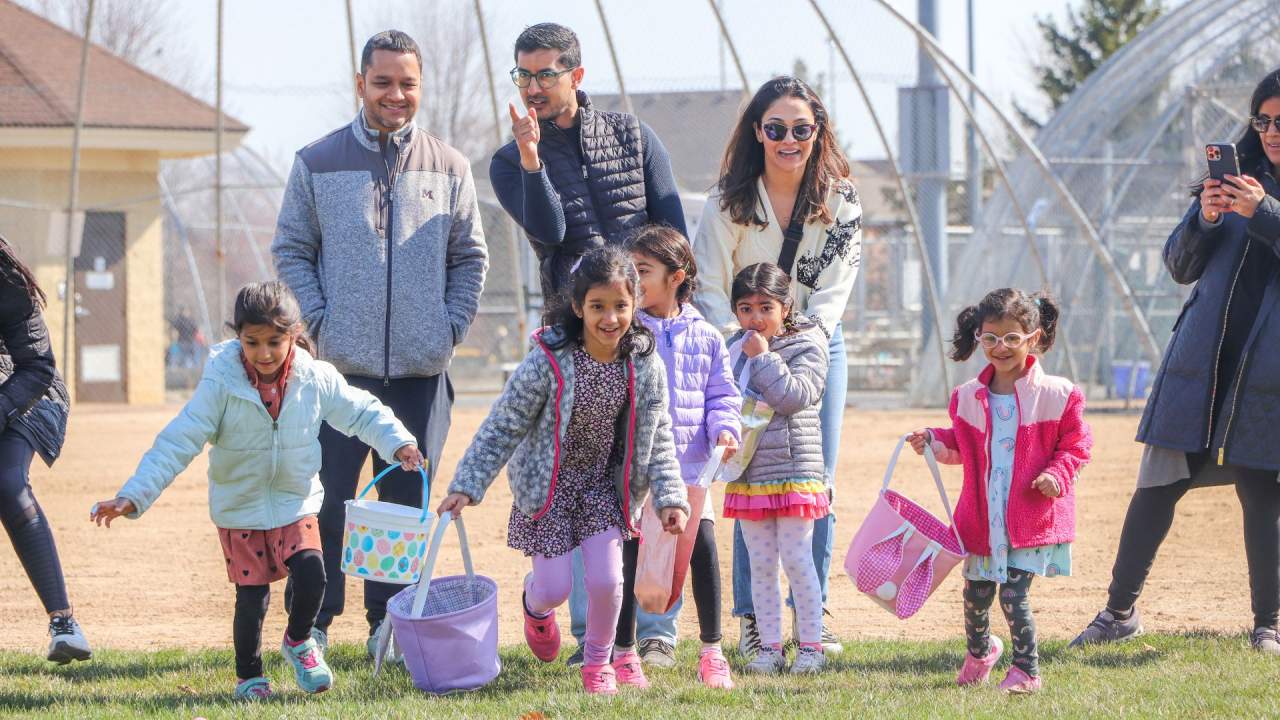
left=950, top=288, right=1060, bottom=362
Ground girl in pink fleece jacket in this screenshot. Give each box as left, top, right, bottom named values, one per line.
left=907, top=289, right=1092, bottom=695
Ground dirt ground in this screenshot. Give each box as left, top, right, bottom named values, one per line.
left=0, top=402, right=1262, bottom=654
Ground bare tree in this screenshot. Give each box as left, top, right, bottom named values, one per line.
left=23, top=0, right=204, bottom=96
left=367, top=1, right=497, bottom=161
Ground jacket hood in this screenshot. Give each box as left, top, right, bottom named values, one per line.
left=639, top=303, right=704, bottom=333
left=204, top=339, right=317, bottom=400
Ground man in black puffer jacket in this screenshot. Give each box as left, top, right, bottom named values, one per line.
left=0, top=236, right=89, bottom=664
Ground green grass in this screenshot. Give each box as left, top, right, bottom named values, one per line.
left=1, top=634, right=1276, bottom=719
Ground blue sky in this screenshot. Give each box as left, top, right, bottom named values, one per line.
left=152, top=0, right=1078, bottom=168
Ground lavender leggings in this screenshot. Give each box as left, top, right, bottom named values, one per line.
left=525, top=527, right=624, bottom=667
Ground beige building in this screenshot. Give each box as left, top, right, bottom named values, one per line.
left=0, top=1, right=247, bottom=403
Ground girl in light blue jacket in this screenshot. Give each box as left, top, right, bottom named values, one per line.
left=90, top=281, right=421, bottom=701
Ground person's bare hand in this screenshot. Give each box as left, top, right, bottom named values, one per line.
left=907, top=430, right=930, bottom=455
left=509, top=102, right=541, bottom=171
left=437, top=492, right=472, bottom=518
left=741, top=330, right=768, bottom=358
left=1033, top=473, right=1061, bottom=498
left=716, top=431, right=739, bottom=462
left=90, top=497, right=136, bottom=528
left=1223, top=174, right=1267, bottom=218
left=659, top=507, right=688, bottom=535
left=395, top=444, right=424, bottom=472
left=1201, top=178, right=1228, bottom=222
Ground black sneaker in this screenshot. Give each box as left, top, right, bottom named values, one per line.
left=1251, top=626, right=1280, bottom=655
left=47, top=615, right=92, bottom=665
left=565, top=643, right=585, bottom=668
left=1069, top=608, right=1143, bottom=648
left=638, top=637, right=677, bottom=668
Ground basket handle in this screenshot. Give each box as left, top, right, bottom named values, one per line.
left=409, top=511, right=476, bottom=618
left=693, top=445, right=727, bottom=489
left=881, top=435, right=966, bottom=556
left=355, top=461, right=432, bottom=524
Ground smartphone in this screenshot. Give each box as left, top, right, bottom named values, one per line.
left=1206, top=142, right=1241, bottom=181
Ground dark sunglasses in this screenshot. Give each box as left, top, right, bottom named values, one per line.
left=761, top=122, right=818, bottom=142
left=1251, top=114, right=1280, bottom=134
left=510, top=67, right=575, bottom=90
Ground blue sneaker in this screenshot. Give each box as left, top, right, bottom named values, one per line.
left=233, top=676, right=273, bottom=701
left=281, top=634, right=333, bottom=694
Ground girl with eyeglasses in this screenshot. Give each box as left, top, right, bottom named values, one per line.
left=907, top=288, right=1092, bottom=694
left=692, top=75, right=860, bottom=661
left=1072, top=68, right=1280, bottom=656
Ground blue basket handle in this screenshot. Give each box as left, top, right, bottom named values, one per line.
left=355, top=460, right=432, bottom=524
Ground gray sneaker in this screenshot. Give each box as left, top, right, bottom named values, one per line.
left=789, top=609, right=844, bottom=656
left=1069, top=608, right=1143, bottom=648
left=743, top=645, right=786, bottom=675
left=790, top=645, right=827, bottom=674
left=565, top=643, right=585, bottom=668
left=1251, top=626, right=1280, bottom=655
left=46, top=616, right=91, bottom=665
left=638, top=638, right=677, bottom=668
left=738, top=614, right=762, bottom=661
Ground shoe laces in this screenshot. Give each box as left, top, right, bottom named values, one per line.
left=296, top=646, right=319, bottom=670
left=583, top=667, right=613, bottom=690
left=49, top=616, right=77, bottom=637
left=639, top=638, right=673, bottom=657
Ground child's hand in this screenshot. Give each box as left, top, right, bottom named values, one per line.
left=741, top=330, right=768, bottom=358
left=716, top=431, right=739, bottom=462
left=90, top=498, right=136, bottom=527
left=1033, top=473, right=1061, bottom=498
left=395, top=444, right=424, bottom=472
left=436, top=492, right=472, bottom=517
left=659, top=507, right=688, bottom=535
left=907, top=430, right=930, bottom=455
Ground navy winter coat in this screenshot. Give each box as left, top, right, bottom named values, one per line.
left=1136, top=169, right=1280, bottom=470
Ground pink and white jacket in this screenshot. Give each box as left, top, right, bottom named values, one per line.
left=926, top=355, right=1092, bottom=556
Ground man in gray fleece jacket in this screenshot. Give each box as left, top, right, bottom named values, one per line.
left=271, top=30, right=488, bottom=648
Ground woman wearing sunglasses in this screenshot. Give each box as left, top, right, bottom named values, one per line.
left=692, top=76, right=861, bottom=659
left=1072, top=68, right=1280, bottom=654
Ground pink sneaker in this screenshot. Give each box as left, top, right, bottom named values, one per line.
left=998, top=665, right=1042, bottom=694
left=611, top=650, right=650, bottom=688
left=956, top=635, right=1003, bottom=686
left=697, top=647, right=734, bottom=689
left=581, top=663, right=619, bottom=695
left=522, top=590, right=561, bottom=663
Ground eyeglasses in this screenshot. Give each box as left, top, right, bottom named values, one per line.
left=1251, top=114, right=1280, bottom=134
left=974, top=330, right=1038, bottom=350
left=510, top=67, right=575, bottom=90
left=761, top=122, right=818, bottom=142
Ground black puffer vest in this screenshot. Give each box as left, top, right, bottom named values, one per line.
left=535, top=91, right=649, bottom=296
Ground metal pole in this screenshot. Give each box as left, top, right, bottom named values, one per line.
left=346, top=0, right=359, bottom=114
left=965, top=0, right=980, bottom=226
left=60, top=0, right=95, bottom=378
left=874, top=0, right=1162, bottom=364
left=807, top=0, right=952, bottom=398
left=215, top=0, right=225, bottom=338
left=593, top=0, right=632, bottom=115
left=472, top=0, right=528, bottom=342
left=912, top=0, right=948, bottom=355
left=706, top=0, right=750, bottom=101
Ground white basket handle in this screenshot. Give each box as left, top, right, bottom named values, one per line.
left=694, top=445, right=727, bottom=489
left=882, top=435, right=966, bottom=555
left=409, top=511, right=476, bottom=618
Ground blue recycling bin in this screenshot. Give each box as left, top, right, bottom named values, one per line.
left=1112, top=361, right=1151, bottom=400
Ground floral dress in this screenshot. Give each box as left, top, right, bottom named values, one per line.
left=507, top=347, right=632, bottom=557
left=962, top=391, right=1073, bottom=583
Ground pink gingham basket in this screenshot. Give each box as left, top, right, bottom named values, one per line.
left=845, top=436, right=966, bottom=619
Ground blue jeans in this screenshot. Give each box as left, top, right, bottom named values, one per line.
left=731, top=323, right=845, bottom=617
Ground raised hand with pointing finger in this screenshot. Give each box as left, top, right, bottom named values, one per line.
left=509, top=102, right=541, bottom=172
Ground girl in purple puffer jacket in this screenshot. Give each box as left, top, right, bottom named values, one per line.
left=616, top=225, right=741, bottom=690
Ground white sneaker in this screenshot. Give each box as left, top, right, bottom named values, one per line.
left=47, top=616, right=91, bottom=665
left=790, top=645, right=827, bottom=674
left=790, top=608, right=844, bottom=656
left=310, top=627, right=329, bottom=653
left=738, top=614, right=762, bottom=661
left=743, top=646, right=786, bottom=675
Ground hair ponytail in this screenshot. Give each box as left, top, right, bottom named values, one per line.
left=950, top=304, right=981, bottom=361
left=1032, top=293, right=1059, bottom=353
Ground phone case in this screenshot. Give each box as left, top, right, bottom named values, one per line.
left=1207, top=143, right=1241, bottom=180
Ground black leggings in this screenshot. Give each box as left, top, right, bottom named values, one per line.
left=964, top=569, right=1038, bottom=676
left=234, top=549, right=325, bottom=680
left=0, top=429, right=69, bottom=614
left=616, top=519, right=723, bottom=647
left=1107, top=453, right=1280, bottom=628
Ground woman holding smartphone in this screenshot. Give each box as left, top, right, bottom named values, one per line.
left=1072, top=68, right=1280, bottom=654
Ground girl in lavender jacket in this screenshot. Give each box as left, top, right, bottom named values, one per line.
left=620, top=226, right=741, bottom=690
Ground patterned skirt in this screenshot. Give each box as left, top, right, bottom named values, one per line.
left=722, top=477, right=830, bottom=521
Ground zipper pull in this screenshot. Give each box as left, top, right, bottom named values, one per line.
left=1218, top=447, right=1225, bottom=466
left=580, top=164, right=588, bottom=180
